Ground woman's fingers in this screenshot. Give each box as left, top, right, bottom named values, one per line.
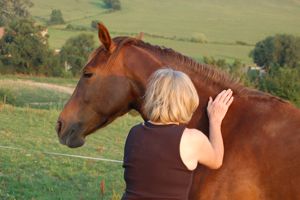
left=214, top=90, right=226, bottom=102
left=207, top=90, right=234, bottom=124
left=223, top=90, right=233, bottom=104
left=207, top=96, right=213, bottom=109
left=208, top=89, right=233, bottom=109
left=215, top=89, right=231, bottom=103
left=226, top=96, right=234, bottom=106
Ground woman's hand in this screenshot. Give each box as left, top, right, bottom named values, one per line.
left=207, top=89, right=234, bottom=126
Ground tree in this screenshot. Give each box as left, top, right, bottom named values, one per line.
left=46, top=53, right=65, bottom=77
left=48, top=9, right=65, bottom=25
left=258, top=66, right=300, bottom=107
left=250, top=36, right=275, bottom=69
left=0, top=0, right=33, bottom=26
left=250, top=34, right=300, bottom=70
left=0, top=18, right=50, bottom=74
left=60, top=34, right=95, bottom=76
left=273, top=34, right=300, bottom=67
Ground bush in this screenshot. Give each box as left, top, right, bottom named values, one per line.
left=65, top=24, right=75, bottom=30
left=48, top=9, right=65, bottom=25
left=91, top=20, right=98, bottom=29
left=191, top=33, right=208, bottom=43
left=45, top=53, right=64, bottom=77
left=0, top=60, right=5, bottom=74
left=65, top=24, right=89, bottom=31
left=103, top=0, right=121, bottom=10
left=0, top=88, right=17, bottom=105
left=236, top=41, right=249, bottom=46
left=258, top=67, right=300, bottom=106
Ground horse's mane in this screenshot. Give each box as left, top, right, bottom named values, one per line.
left=90, top=36, right=287, bottom=103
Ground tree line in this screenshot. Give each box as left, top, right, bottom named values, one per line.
left=0, top=0, right=94, bottom=77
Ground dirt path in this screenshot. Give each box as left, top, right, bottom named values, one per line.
left=0, top=79, right=75, bottom=94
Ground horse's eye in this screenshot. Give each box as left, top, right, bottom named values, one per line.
left=83, top=72, right=93, bottom=78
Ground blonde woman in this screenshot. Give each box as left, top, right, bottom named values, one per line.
left=122, top=68, right=234, bottom=200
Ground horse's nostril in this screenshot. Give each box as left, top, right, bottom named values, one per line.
left=56, top=121, right=63, bottom=135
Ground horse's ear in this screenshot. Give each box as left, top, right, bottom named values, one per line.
left=97, top=22, right=115, bottom=53
left=136, top=32, right=144, bottom=40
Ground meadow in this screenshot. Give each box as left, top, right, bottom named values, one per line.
left=30, top=0, right=300, bottom=63
left=0, top=76, right=143, bottom=199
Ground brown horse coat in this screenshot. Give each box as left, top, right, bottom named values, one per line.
left=56, top=23, right=300, bottom=199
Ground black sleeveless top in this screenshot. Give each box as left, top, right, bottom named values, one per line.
left=122, top=121, right=194, bottom=200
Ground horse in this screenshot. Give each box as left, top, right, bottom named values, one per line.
left=56, top=23, right=300, bottom=200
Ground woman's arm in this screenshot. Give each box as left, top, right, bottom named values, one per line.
left=194, top=89, right=233, bottom=169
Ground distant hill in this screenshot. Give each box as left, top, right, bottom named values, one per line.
left=29, top=0, right=300, bottom=62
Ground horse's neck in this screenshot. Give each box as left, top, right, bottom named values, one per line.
left=132, top=46, right=243, bottom=130
left=152, top=52, right=223, bottom=96
left=148, top=52, right=221, bottom=133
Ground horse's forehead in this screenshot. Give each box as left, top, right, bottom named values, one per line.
left=86, top=38, right=136, bottom=72
left=85, top=49, right=109, bottom=69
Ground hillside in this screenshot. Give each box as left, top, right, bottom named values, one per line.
left=29, top=0, right=300, bottom=63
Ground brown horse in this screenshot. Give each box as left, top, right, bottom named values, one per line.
left=56, top=23, right=300, bottom=200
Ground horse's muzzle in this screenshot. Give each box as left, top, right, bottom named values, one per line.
left=56, top=120, right=63, bottom=136
left=56, top=120, right=85, bottom=148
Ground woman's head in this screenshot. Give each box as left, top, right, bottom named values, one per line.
left=143, top=68, right=199, bottom=124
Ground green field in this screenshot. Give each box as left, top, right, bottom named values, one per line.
left=29, top=0, right=300, bottom=63
left=0, top=75, right=143, bottom=199
left=0, top=104, right=142, bottom=199
left=0, top=105, right=140, bottom=200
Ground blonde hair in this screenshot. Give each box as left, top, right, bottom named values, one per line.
left=143, top=68, right=199, bottom=124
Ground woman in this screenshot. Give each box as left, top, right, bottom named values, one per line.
left=122, top=68, right=234, bottom=200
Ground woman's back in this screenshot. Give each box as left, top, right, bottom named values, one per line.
left=122, top=121, right=194, bottom=200
left=121, top=68, right=233, bottom=199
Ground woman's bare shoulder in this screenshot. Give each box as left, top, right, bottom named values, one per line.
left=182, top=128, right=207, bottom=144
left=184, top=128, right=206, bottom=137
left=180, top=128, right=208, bottom=170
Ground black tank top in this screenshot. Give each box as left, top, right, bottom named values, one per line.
left=122, top=121, right=194, bottom=200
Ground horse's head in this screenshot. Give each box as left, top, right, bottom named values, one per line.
left=56, top=23, right=160, bottom=148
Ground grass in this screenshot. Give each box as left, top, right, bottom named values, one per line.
left=0, top=75, right=142, bottom=199
left=29, top=0, right=300, bottom=62
left=0, top=80, right=72, bottom=110
left=47, top=27, right=254, bottom=62
left=0, top=104, right=142, bottom=199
